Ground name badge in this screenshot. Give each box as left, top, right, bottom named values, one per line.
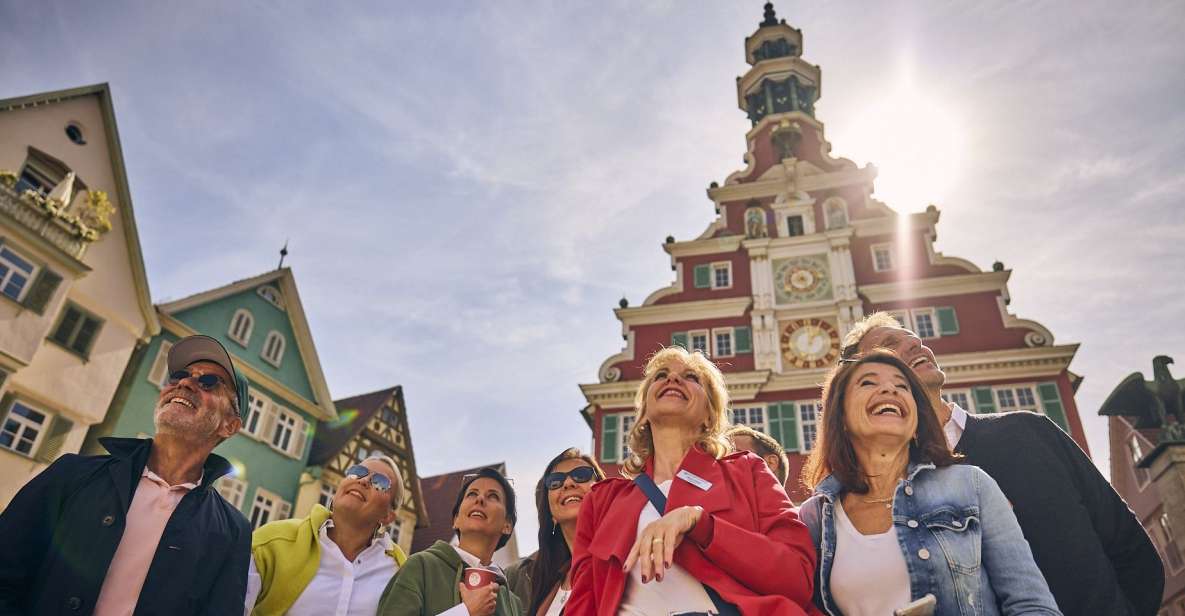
left=677, top=469, right=712, bottom=492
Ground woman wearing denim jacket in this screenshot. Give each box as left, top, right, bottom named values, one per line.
left=798, top=352, right=1060, bottom=615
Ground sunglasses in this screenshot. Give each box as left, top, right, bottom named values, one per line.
left=168, top=369, right=227, bottom=391
left=544, top=466, right=597, bottom=491
left=344, top=465, right=393, bottom=492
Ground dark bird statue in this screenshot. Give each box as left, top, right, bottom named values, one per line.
left=1100, top=355, right=1185, bottom=431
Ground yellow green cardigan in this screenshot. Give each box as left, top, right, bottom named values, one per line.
left=249, top=504, right=408, bottom=616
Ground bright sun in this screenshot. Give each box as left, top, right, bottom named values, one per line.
left=834, top=80, right=965, bottom=213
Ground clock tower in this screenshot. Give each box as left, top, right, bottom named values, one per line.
left=578, top=3, right=1088, bottom=501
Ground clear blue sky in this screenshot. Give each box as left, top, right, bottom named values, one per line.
left=4, top=1, right=1182, bottom=552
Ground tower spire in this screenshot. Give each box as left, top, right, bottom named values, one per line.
left=761, top=2, right=780, bottom=27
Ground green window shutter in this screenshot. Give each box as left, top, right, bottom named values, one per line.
left=600, top=414, right=620, bottom=462
left=972, top=387, right=997, bottom=414
left=769, top=402, right=800, bottom=452
left=36, top=415, right=74, bottom=462
left=1037, top=382, right=1069, bottom=433
left=693, top=265, right=711, bottom=288
left=671, top=331, right=688, bottom=349
left=734, top=327, right=752, bottom=353
left=936, top=307, right=959, bottom=335
left=22, top=269, right=62, bottom=315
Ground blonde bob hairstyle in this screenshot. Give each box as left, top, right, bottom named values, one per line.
left=622, top=347, right=733, bottom=477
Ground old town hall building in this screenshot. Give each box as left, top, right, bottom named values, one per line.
left=579, top=4, right=1089, bottom=501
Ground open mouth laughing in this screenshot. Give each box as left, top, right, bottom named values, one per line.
left=658, top=386, right=687, bottom=400
left=167, top=396, right=196, bottom=410
left=560, top=494, right=583, bottom=507
left=870, top=402, right=905, bottom=418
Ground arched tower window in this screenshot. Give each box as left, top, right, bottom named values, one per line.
left=228, top=309, right=254, bottom=346
left=261, top=331, right=286, bottom=367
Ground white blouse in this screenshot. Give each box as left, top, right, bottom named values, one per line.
left=830, top=500, right=911, bottom=616
left=618, top=480, right=716, bottom=616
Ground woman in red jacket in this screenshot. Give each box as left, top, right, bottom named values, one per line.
left=567, top=347, right=819, bottom=616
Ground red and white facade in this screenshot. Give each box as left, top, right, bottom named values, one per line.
left=578, top=6, right=1088, bottom=502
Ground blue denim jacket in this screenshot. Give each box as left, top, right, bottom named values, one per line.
left=799, top=463, right=1061, bottom=615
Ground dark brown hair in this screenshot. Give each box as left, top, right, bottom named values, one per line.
left=527, top=448, right=605, bottom=614
left=451, top=467, right=517, bottom=549
left=801, top=351, right=959, bottom=493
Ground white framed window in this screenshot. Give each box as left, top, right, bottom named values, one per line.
left=941, top=390, right=972, bottom=413
left=688, top=329, right=710, bottom=356
left=1129, top=434, right=1151, bottom=489
left=995, top=386, right=1037, bottom=412
left=710, top=262, right=732, bottom=289
left=798, top=400, right=822, bottom=452
left=1160, top=513, right=1185, bottom=574
left=318, top=480, right=335, bottom=508
left=731, top=406, right=767, bottom=432
left=243, top=389, right=269, bottom=437
left=249, top=487, right=291, bottom=529
left=619, top=414, right=636, bottom=462
left=228, top=309, right=254, bottom=346
left=886, top=310, right=911, bottom=329
left=871, top=243, right=895, bottom=272
left=0, top=399, right=47, bottom=456
left=257, top=285, right=285, bottom=310
left=712, top=328, right=734, bottom=358
left=0, top=244, right=38, bottom=302
left=911, top=308, right=937, bottom=339
left=786, top=215, right=806, bottom=237
left=261, top=331, right=285, bottom=367
left=146, top=340, right=174, bottom=389
left=214, top=476, right=247, bottom=509
left=271, top=408, right=297, bottom=453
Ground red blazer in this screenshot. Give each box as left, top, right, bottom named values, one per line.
left=567, top=447, right=819, bottom=616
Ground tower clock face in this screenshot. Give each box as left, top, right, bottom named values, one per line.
left=780, top=318, right=840, bottom=369
left=772, top=255, right=832, bottom=304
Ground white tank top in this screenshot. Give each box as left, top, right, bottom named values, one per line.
left=830, top=500, right=911, bottom=616
left=618, top=480, right=717, bottom=616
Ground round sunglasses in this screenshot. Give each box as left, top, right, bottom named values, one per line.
left=544, top=466, right=597, bottom=491
left=168, top=369, right=227, bottom=391
left=344, top=464, right=393, bottom=492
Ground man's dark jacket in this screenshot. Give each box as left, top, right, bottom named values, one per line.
left=957, top=411, right=1164, bottom=616
left=0, top=437, right=251, bottom=615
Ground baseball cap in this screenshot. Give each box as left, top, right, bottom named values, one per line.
left=167, top=334, right=250, bottom=418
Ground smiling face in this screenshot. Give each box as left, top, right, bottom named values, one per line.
left=857, top=326, right=945, bottom=392
left=453, top=477, right=512, bottom=542
left=643, top=358, right=711, bottom=433
left=547, top=458, right=597, bottom=526
left=841, top=362, right=919, bottom=447
left=153, top=360, right=238, bottom=441
left=333, top=458, right=399, bottom=529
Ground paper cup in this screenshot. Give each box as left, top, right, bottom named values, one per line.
left=463, top=567, right=497, bottom=590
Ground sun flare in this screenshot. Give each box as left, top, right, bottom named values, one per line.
left=835, top=81, right=966, bottom=214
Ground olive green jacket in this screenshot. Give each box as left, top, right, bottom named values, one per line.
left=378, top=540, right=522, bottom=616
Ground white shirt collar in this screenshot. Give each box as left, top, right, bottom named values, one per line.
left=451, top=543, right=502, bottom=571
left=943, top=402, right=969, bottom=449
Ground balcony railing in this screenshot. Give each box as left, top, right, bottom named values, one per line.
left=0, top=173, right=113, bottom=262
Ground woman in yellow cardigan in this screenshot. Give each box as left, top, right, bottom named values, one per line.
left=244, top=454, right=409, bottom=616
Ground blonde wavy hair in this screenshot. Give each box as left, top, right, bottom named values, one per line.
left=622, top=347, right=733, bottom=477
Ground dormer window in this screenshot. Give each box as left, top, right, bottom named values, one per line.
left=261, top=331, right=285, bottom=367
left=228, top=309, right=254, bottom=346
left=257, top=285, right=285, bottom=310
left=13, top=147, right=86, bottom=198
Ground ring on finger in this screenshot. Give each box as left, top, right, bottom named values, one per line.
left=651, top=537, right=664, bottom=544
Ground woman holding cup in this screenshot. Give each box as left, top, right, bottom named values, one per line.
left=378, top=467, right=523, bottom=616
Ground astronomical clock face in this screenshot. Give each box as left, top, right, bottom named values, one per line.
left=780, top=318, right=840, bottom=369
left=772, top=255, right=832, bottom=304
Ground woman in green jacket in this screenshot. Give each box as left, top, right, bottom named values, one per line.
left=379, top=467, right=523, bottom=616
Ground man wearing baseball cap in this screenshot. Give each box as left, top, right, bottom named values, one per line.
left=0, top=335, right=254, bottom=616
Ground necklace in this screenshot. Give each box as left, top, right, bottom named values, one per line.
left=862, top=495, right=894, bottom=509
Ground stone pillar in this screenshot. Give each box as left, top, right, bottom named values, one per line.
left=1146, top=442, right=1185, bottom=565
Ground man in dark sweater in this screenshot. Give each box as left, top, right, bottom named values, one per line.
left=841, top=313, right=1164, bottom=616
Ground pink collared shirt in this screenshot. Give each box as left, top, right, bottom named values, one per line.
left=92, top=467, right=201, bottom=616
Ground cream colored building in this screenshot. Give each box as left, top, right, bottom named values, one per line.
left=0, top=84, right=157, bottom=505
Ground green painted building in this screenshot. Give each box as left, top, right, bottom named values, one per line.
left=86, top=268, right=337, bottom=527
